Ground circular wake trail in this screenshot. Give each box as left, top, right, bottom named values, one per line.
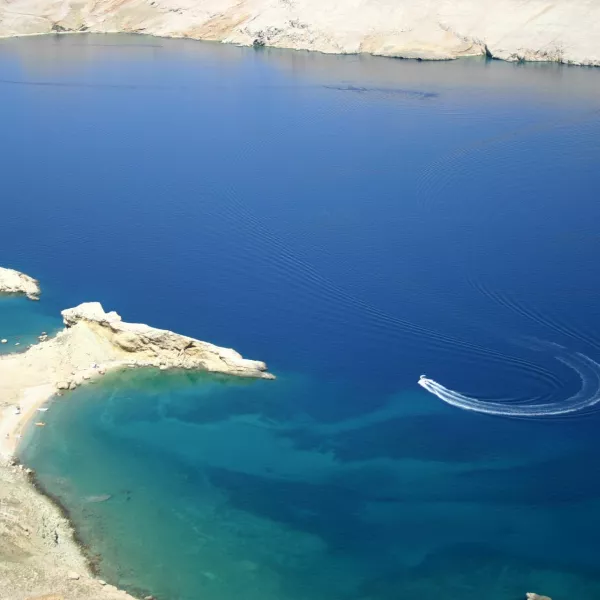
left=418, top=351, right=600, bottom=417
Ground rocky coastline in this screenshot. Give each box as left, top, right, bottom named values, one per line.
left=0, top=267, right=272, bottom=600
left=0, top=0, right=599, bottom=66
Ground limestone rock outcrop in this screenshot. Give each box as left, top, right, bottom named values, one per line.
left=526, top=594, right=552, bottom=600
left=0, top=267, right=40, bottom=300
left=0, top=299, right=272, bottom=450
left=61, top=302, right=273, bottom=379
left=0, top=0, right=599, bottom=66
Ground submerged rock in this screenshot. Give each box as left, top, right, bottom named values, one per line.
left=0, top=267, right=40, bottom=300
left=527, top=594, right=552, bottom=600
left=84, top=494, right=112, bottom=503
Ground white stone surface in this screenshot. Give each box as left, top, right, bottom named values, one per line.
left=0, top=267, right=40, bottom=300
left=0, top=0, right=598, bottom=65
left=60, top=301, right=273, bottom=378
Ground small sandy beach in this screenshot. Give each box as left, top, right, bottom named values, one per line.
left=0, top=383, right=55, bottom=459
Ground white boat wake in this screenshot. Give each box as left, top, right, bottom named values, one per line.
left=418, top=350, right=600, bottom=417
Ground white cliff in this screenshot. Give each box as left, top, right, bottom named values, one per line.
left=0, top=0, right=599, bottom=65
left=0, top=266, right=41, bottom=300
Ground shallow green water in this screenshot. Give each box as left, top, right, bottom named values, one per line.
left=0, top=295, right=61, bottom=354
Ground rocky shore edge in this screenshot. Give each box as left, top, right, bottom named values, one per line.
left=0, top=267, right=272, bottom=600
left=1, top=0, right=599, bottom=67
left=0, top=458, right=146, bottom=600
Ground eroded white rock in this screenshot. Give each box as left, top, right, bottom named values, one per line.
left=0, top=0, right=598, bottom=65
left=0, top=268, right=40, bottom=300
left=61, top=302, right=273, bottom=379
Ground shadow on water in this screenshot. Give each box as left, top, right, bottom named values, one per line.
left=322, top=84, right=439, bottom=99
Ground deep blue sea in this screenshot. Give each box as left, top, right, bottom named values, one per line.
left=3, top=34, right=600, bottom=600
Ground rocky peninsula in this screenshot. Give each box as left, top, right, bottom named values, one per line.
left=0, top=0, right=599, bottom=66
left=0, top=299, right=273, bottom=457
left=0, top=268, right=272, bottom=599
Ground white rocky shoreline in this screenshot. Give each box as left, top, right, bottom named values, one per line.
left=0, top=267, right=272, bottom=600
left=0, top=0, right=599, bottom=66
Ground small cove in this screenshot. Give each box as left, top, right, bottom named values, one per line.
left=3, top=33, right=600, bottom=600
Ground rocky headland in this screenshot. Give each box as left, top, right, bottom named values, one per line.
left=0, top=267, right=272, bottom=599
left=0, top=0, right=599, bottom=66
left=0, top=298, right=273, bottom=457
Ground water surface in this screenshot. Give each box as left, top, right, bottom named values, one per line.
left=4, top=34, right=600, bottom=600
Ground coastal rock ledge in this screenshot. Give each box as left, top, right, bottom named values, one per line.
left=60, top=301, right=273, bottom=378
left=0, top=266, right=40, bottom=300
left=0, top=298, right=273, bottom=454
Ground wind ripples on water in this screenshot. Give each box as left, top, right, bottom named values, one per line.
left=415, top=107, right=600, bottom=211
left=192, top=181, right=565, bottom=391
left=469, top=277, right=600, bottom=353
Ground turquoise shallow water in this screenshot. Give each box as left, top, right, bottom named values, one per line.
left=0, top=295, right=61, bottom=354
left=22, top=368, right=600, bottom=600
left=18, top=372, right=600, bottom=600
left=3, top=33, right=600, bottom=600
